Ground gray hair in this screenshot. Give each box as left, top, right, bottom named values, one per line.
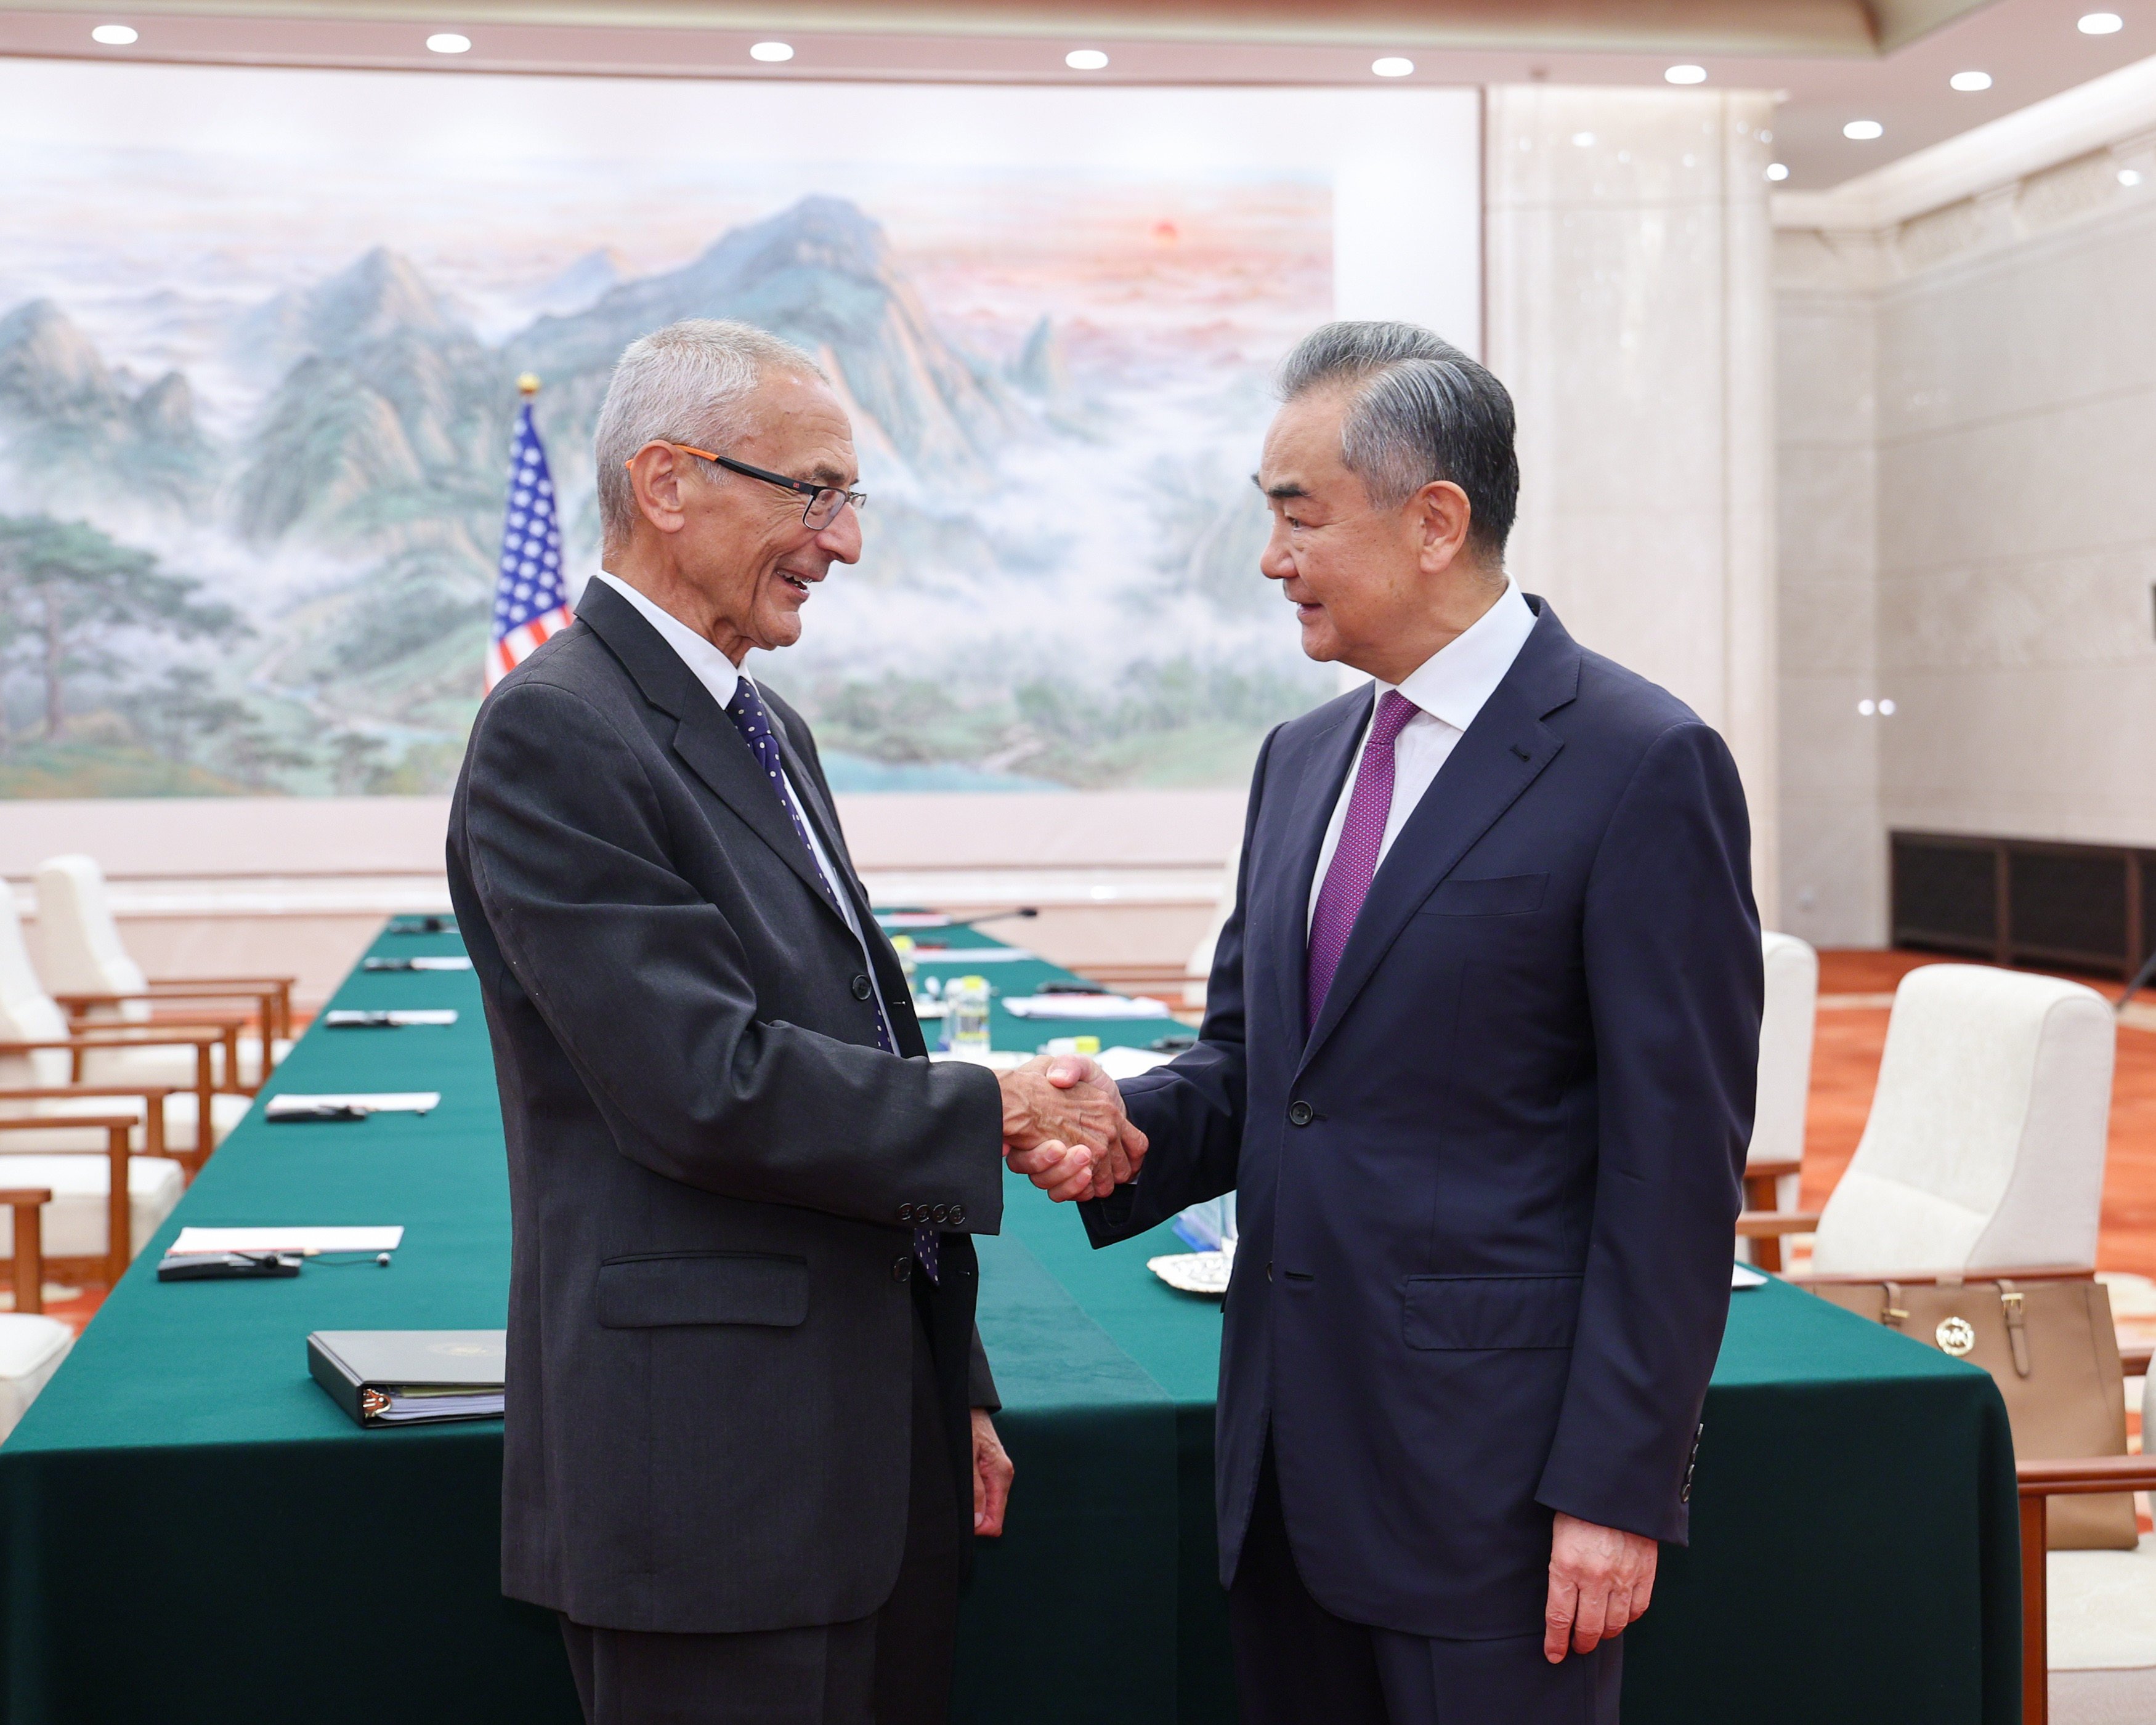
left=593, top=318, right=826, bottom=549
left=1275, top=320, right=1519, bottom=559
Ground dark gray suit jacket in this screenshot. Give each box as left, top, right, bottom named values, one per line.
left=446, top=578, right=1006, bottom=1635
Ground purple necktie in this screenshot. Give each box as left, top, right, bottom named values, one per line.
left=726, top=677, right=938, bottom=1285
left=1307, top=690, right=1420, bottom=1030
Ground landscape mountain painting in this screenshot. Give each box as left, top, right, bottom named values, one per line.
left=0, top=61, right=1346, bottom=797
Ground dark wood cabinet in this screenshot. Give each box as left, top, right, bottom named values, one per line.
left=1891, top=831, right=2154, bottom=977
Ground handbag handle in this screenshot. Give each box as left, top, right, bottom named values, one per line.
left=1998, top=1279, right=2031, bottom=1378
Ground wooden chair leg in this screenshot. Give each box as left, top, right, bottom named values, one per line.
left=0, top=1190, right=51, bottom=1315
left=105, top=1124, right=131, bottom=1287
left=2023, top=1495, right=2049, bottom=1725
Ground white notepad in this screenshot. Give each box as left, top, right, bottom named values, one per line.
left=1003, top=994, right=1170, bottom=1020
left=171, top=1226, right=405, bottom=1254
left=1733, top=1263, right=1768, bottom=1289
left=265, top=1093, right=440, bottom=1118
left=322, top=1009, right=459, bottom=1027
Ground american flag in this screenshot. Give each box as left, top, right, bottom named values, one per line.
left=487, top=396, right=572, bottom=690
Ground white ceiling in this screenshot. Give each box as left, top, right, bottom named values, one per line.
left=1, top=0, right=2152, bottom=188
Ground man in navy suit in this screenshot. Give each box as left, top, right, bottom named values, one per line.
left=1021, top=321, right=1761, bottom=1723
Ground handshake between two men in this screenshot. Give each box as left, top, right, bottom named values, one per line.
left=995, top=1056, right=1146, bottom=1202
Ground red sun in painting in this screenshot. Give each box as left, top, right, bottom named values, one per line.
left=1151, top=219, right=1180, bottom=245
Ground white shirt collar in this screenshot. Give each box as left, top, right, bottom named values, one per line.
left=1384, top=581, right=1537, bottom=732
left=592, top=570, right=750, bottom=713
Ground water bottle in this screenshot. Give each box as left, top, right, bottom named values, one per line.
left=947, top=974, right=992, bottom=1056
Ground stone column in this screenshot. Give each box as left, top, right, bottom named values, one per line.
left=1485, top=84, right=1781, bottom=923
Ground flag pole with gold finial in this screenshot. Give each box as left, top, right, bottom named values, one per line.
left=518, top=371, right=541, bottom=398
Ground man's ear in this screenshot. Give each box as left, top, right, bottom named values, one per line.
left=626, top=443, right=691, bottom=537
left=1414, top=480, right=1474, bottom=574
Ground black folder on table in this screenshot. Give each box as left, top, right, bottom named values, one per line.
left=307, top=1330, right=506, bottom=1428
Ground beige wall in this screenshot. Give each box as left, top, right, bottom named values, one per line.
left=1775, top=230, right=1887, bottom=946
left=1486, top=84, right=1781, bottom=921
left=1773, top=73, right=2156, bottom=941
left=1873, top=182, right=2156, bottom=849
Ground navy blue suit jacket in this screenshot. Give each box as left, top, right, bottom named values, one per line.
left=1083, top=597, right=1762, bottom=1639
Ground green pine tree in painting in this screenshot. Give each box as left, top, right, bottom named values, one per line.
left=0, top=513, right=242, bottom=744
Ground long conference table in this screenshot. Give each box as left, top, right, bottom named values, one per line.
left=0, top=919, right=2019, bottom=1723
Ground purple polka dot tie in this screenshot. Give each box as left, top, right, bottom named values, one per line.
left=1307, top=690, right=1420, bottom=1031
left=726, top=678, right=938, bottom=1283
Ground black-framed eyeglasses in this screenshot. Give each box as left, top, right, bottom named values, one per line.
left=647, top=441, right=866, bottom=530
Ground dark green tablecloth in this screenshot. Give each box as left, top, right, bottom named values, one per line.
left=0, top=922, right=2019, bottom=1724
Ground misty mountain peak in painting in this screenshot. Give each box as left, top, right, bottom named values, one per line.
left=519, top=195, right=1017, bottom=475
left=0, top=297, right=212, bottom=501
left=240, top=246, right=463, bottom=375
left=0, top=74, right=1334, bottom=798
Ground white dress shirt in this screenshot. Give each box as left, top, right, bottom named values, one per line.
left=1308, top=582, right=1539, bottom=931
left=592, top=572, right=894, bottom=1041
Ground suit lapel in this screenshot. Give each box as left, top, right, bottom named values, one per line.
left=576, top=583, right=854, bottom=935
left=1297, top=602, right=1581, bottom=1074
left=767, top=701, right=934, bottom=1060
left=1258, top=690, right=1371, bottom=1053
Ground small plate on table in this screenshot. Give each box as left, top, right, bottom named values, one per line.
left=1148, top=1250, right=1234, bottom=1297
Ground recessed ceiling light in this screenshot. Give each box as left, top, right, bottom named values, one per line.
left=1950, top=70, right=1993, bottom=91
left=1065, top=48, right=1108, bottom=70
left=1372, top=56, right=1415, bottom=77
left=425, top=31, right=470, bottom=53
left=1766, top=163, right=1790, bottom=181
left=2079, top=12, right=2123, bottom=33
left=1571, top=131, right=1595, bottom=147
left=1844, top=119, right=1885, bottom=140
left=750, top=40, right=793, bottom=62
left=2123, top=168, right=2146, bottom=186
left=1664, top=64, right=1708, bottom=84
left=90, top=22, right=136, bottom=44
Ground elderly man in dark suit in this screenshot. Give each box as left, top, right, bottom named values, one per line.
left=1024, top=322, right=1762, bottom=1724
left=447, top=318, right=1131, bottom=1725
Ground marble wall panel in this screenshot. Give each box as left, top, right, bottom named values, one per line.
left=1876, top=390, right=2156, bottom=573
left=1876, top=200, right=2156, bottom=442
left=1780, top=445, right=1878, bottom=588
left=1777, top=294, right=1881, bottom=446
left=1487, top=83, right=1780, bottom=915
left=1779, top=671, right=1888, bottom=945
left=1880, top=661, right=2156, bottom=846
left=1879, top=547, right=2156, bottom=674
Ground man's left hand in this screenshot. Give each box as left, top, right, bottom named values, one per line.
left=971, top=1409, right=1013, bottom=1537
left=1543, top=1513, right=1656, bottom=1662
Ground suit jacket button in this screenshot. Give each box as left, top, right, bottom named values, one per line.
left=949, top=1204, right=965, bottom=1226
left=898, top=1203, right=914, bottom=1222
left=851, top=974, right=873, bottom=1001
left=1287, top=1101, right=1314, bottom=1126
left=893, top=1256, right=912, bottom=1282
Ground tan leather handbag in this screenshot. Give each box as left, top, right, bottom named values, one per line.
left=1810, top=1277, right=2136, bottom=1549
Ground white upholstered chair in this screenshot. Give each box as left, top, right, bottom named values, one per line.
left=0, top=886, right=245, bottom=1176
left=1738, top=932, right=1818, bottom=1270
left=33, top=854, right=293, bottom=1091
left=0, top=1184, right=76, bottom=1444
left=1805, top=964, right=2114, bottom=1275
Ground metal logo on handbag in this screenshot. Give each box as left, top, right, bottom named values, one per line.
left=1810, top=1275, right=2137, bottom=1550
